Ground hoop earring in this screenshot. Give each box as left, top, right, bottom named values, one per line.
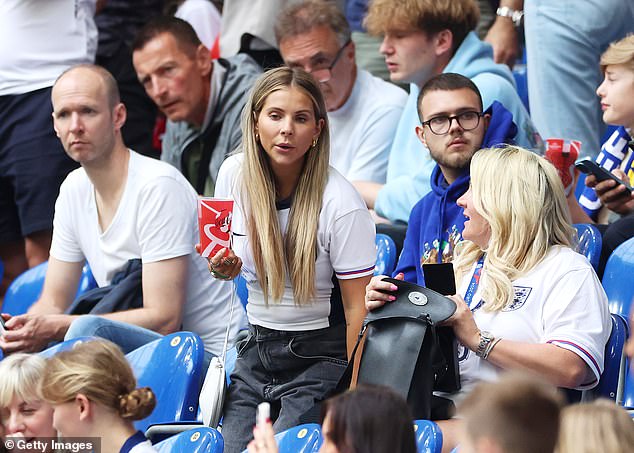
left=256, top=133, right=260, bottom=142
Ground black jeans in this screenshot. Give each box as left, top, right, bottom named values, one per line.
left=221, top=323, right=347, bottom=453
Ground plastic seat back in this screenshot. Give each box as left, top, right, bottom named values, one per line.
left=235, top=274, right=248, bottom=309
left=154, top=427, right=223, bottom=453
left=276, top=423, right=322, bottom=453
left=2, top=262, right=98, bottom=316
left=375, top=233, right=397, bottom=276
left=240, top=423, right=322, bottom=453
left=573, top=223, right=602, bottom=273
left=2, top=261, right=49, bottom=315
left=126, top=332, right=205, bottom=433
left=602, top=236, right=634, bottom=319
left=623, top=360, right=634, bottom=409
left=39, top=336, right=96, bottom=358
left=413, top=420, right=443, bottom=453
left=76, top=264, right=98, bottom=297
left=589, top=314, right=628, bottom=401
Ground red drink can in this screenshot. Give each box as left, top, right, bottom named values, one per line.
left=545, top=138, right=581, bottom=196
left=198, top=197, right=234, bottom=258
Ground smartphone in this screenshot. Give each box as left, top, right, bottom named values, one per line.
left=256, top=402, right=270, bottom=427
left=421, top=263, right=461, bottom=392
left=575, top=159, right=634, bottom=192
left=0, top=317, right=6, bottom=334
left=422, top=263, right=456, bottom=296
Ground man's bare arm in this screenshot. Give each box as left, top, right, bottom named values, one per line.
left=1, top=257, right=83, bottom=352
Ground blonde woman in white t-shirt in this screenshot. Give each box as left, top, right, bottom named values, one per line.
left=366, top=145, right=611, bottom=452
left=208, top=67, right=376, bottom=453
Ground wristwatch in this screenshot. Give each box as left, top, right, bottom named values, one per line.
left=476, top=330, right=495, bottom=358
left=496, top=6, right=524, bottom=27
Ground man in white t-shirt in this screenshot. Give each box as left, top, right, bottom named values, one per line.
left=275, top=0, right=407, bottom=193
left=0, top=64, right=244, bottom=357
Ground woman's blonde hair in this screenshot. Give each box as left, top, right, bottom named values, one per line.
left=240, top=66, right=329, bottom=305
left=0, top=353, right=46, bottom=407
left=453, top=146, right=576, bottom=311
left=40, top=340, right=155, bottom=421
left=557, top=399, right=634, bottom=453
left=600, top=34, right=634, bottom=74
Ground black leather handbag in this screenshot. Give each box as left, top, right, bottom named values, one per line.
left=339, top=278, right=459, bottom=420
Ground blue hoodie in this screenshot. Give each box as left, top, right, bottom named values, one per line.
left=375, top=31, right=542, bottom=224
left=394, top=101, right=518, bottom=285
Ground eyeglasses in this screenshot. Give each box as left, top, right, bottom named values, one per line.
left=309, top=39, right=352, bottom=83
left=422, top=111, right=484, bottom=135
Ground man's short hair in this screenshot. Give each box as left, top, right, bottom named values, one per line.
left=55, top=64, right=121, bottom=109
left=460, top=375, right=564, bottom=453
left=417, top=73, right=483, bottom=123
left=275, top=0, right=351, bottom=47
left=132, top=16, right=202, bottom=56
left=365, top=0, right=479, bottom=53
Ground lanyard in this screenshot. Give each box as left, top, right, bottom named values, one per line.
left=464, top=255, right=484, bottom=310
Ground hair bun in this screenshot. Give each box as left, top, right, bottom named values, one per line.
left=118, top=387, right=156, bottom=420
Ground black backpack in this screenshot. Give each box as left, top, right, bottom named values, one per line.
left=338, top=279, right=460, bottom=420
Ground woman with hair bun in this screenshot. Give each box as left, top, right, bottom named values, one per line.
left=40, top=340, right=157, bottom=453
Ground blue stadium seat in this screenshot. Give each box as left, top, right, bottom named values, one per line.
left=127, top=332, right=205, bottom=433
left=2, top=261, right=98, bottom=316
left=573, top=223, right=602, bottom=273
left=588, top=314, right=628, bottom=401
left=413, top=420, right=443, bottom=453
left=240, top=423, right=322, bottom=453
left=154, top=427, right=224, bottom=453
left=235, top=423, right=323, bottom=453
left=623, top=361, right=634, bottom=409
left=2, top=261, right=48, bottom=316
left=275, top=423, right=322, bottom=453
left=39, top=336, right=96, bottom=358
left=225, top=344, right=238, bottom=387
left=602, top=236, right=634, bottom=319
left=235, top=274, right=248, bottom=309
left=375, top=233, right=397, bottom=276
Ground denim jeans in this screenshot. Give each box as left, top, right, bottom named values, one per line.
left=220, top=323, right=348, bottom=453
left=64, top=315, right=214, bottom=372
left=525, top=0, right=634, bottom=158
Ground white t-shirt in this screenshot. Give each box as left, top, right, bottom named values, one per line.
left=50, top=151, right=245, bottom=355
left=0, top=0, right=98, bottom=95
left=175, top=0, right=221, bottom=50
left=456, top=246, right=611, bottom=395
left=328, top=69, right=407, bottom=183
left=121, top=432, right=158, bottom=453
left=215, top=154, right=376, bottom=331
left=128, top=443, right=157, bottom=453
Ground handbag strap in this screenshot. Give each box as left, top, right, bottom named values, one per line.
left=336, top=313, right=433, bottom=392
left=220, top=233, right=238, bottom=365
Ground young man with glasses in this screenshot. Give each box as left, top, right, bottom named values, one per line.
left=275, top=0, right=407, bottom=191
left=391, top=73, right=519, bottom=283
left=362, top=0, right=541, bottom=226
